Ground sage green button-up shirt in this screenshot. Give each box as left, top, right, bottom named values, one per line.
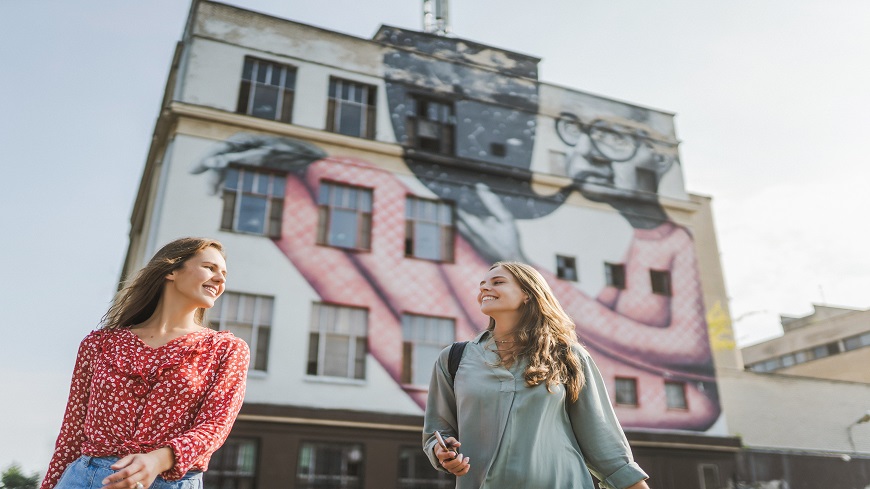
left=424, top=331, right=648, bottom=489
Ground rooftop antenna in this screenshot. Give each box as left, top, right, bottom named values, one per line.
left=423, top=0, right=450, bottom=36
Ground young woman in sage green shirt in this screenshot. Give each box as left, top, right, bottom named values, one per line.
left=424, top=262, right=651, bottom=489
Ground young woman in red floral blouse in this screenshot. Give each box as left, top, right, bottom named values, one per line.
left=42, top=237, right=249, bottom=489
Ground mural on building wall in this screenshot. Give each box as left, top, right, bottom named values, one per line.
left=190, top=33, right=721, bottom=432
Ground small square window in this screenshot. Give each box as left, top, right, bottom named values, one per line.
left=490, top=142, right=507, bottom=157
left=614, top=377, right=638, bottom=406
left=556, top=255, right=578, bottom=281
left=409, top=98, right=455, bottom=154
left=636, top=167, right=658, bottom=193
left=665, top=381, right=687, bottom=410
left=650, top=269, right=672, bottom=296
left=605, top=263, right=626, bottom=289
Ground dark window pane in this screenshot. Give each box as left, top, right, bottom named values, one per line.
left=339, top=104, right=363, bottom=137
left=255, top=62, right=268, bottom=83
left=237, top=195, right=267, bottom=234
left=251, top=84, right=279, bottom=119
left=328, top=209, right=359, bottom=248
left=242, top=59, right=254, bottom=80
left=307, top=333, right=319, bottom=375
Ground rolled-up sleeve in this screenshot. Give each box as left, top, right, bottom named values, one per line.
left=568, top=350, right=648, bottom=489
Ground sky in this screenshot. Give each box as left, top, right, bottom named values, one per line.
left=2, top=0, right=869, bottom=476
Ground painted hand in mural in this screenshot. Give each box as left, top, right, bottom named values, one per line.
left=456, top=182, right=528, bottom=263
left=191, top=133, right=326, bottom=194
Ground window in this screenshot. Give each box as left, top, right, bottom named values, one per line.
left=844, top=332, right=870, bottom=351
left=812, top=342, right=840, bottom=359
left=698, top=464, right=720, bottom=489
left=405, top=197, right=455, bottom=262
left=297, top=442, right=364, bottom=489
left=556, top=255, right=578, bottom=281
left=307, top=303, right=368, bottom=380
left=317, top=182, right=373, bottom=250
left=327, top=78, right=376, bottom=139
left=614, top=377, right=638, bottom=406
left=780, top=353, right=795, bottom=367
left=605, top=263, right=626, bottom=289
left=237, top=57, right=295, bottom=122
left=665, top=381, right=688, bottom=410
left=408, top=98, right=455, bottom=154
left=209, top=292, right=274, bottom=371
left=650, top=269, right=671, bottom=296
left=398, top=446, right=452, bottom=489
left=204, top=438, right=257, bottom=489
left=221, top=167, right=285, bottom=237
left=636, top=167, right=658, bottom=193
left=401, top=314, right=455, bottom=385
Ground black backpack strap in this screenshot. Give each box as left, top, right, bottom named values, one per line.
left=448, top=341, right=468, bottom=386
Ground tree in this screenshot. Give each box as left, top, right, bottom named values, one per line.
left=1, top=464, right=40, bottom=489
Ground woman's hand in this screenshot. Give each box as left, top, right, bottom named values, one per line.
left=101, top=447, right=175, bottom=489
left=434, top=436, right=471, bottom=476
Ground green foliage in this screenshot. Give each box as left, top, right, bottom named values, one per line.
left=1, top=464, right=40, bottom=489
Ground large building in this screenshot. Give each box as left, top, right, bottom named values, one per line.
left=742, top=304, right=870, bottom=383
left=123, top=1, right=753, bottom=487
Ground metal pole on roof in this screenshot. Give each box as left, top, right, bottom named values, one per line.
left=423, top=0, right=450, bottom=36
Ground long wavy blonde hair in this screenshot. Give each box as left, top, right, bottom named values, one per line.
left=101, top=237, right=225, bottom=330
left=487, top=261, right=586, bottom=402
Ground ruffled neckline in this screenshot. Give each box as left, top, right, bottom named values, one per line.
left=95, top=328, right=231, bottom=396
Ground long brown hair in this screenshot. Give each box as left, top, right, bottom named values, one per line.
left=101, top=237, right=225, bottom=330
left=487, top=261, right=585, bottom=402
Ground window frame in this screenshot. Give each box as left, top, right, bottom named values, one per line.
left=400, top=313, right=455, bottom=386
left=407, top=96, right=456, bottom=154
left=650, top=269, right=672, bottom=296
left=698, top=463, right=720, bottom=489
left=203, top=437, right=259, bottom=489
left=404, top=196, right=455, bottom=263
left=326, top=77, right=377, bottom=139
left=556, top=255, right=578, bottom=281
left=664, top=381, right=688, bottom=410
left=296, top=441, right=365, bottom=489
left=316, top=181, right=374, bottom=251
left=605, top=262, right=627, bottom=290
left=209, top=291, right=274, bottom=372
left=614, top=376, right=639, bottom=406
left=236, top=56, right=296, bottom=123
left=307, top=302, right=369, bottom=381
left=220, top=166, right=286, bottom=238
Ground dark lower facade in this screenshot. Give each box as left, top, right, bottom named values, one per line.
left=736, top=448, right=870, bottom=489
left=206, top=403, right=743, bottom=489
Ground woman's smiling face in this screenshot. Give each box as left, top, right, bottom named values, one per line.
left=478, top=265, right=528, bottom=316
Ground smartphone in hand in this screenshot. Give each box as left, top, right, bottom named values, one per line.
left=434, top=431, right=456, bottom=459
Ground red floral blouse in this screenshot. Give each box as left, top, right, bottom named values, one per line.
left=41, top=328, right=249, bottom=489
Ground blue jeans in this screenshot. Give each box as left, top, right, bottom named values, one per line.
left=55, top=456, right=202, bottom=489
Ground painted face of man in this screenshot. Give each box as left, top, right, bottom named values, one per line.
left=560, top=119, right=675, bottom=204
